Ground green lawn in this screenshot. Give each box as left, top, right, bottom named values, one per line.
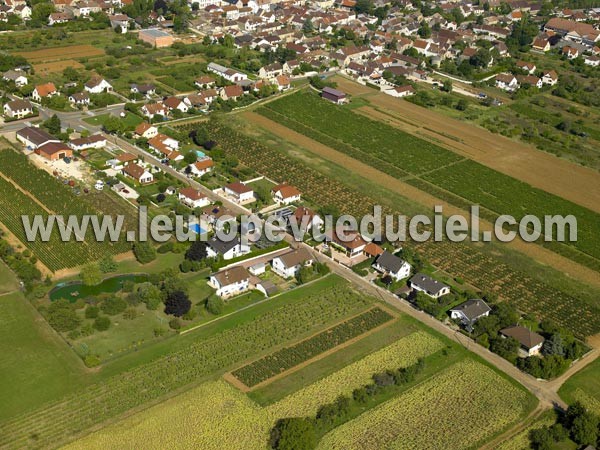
left=559, top=356, right=600, bottom=415
left=83, top=112, right=143, bottom=131
left=0, top=261, right=19, bottom=294
left=0, top=290, right=86, bottom=421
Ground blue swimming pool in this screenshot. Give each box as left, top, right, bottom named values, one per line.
left=189, top=223, right=207, bottom=234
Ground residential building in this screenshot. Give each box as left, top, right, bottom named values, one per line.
left=272, top=247, right=313, bottom=278
left=178, top=187, right=210, bottom=209
left=449, top=299, right=492, bottom=330
left=134, top=122, right=158, bottom=139
left=224, top=182, right=254, bottom=203
left=206, top=236, right=251, bottom=260
left=2, top=70, right=28, bottom=86
left=271, top=183, right=301, bottom=204
left=500, top=326, right=545, bottom=357
left=3, top=99, right=33, bottom=119
left=122, top=163, right=153, bottom=184
left=209, top=265, right=251, bottom=298
left=84, top=77, right=113, bottom=93
left=372, top=251, right=411, bottom=281
left=32, top=82, right=58, bottom=101
left=69, top=134, right=106, bottom=150
left=409, top=273, right=450, bottom=298
left=189, top=159, right=214, bottom=177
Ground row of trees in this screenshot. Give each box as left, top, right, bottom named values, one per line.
left=530, top=403, right=600, bottom=449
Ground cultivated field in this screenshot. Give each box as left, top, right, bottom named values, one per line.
left=333, top=76, right=600, bottom=214
left=14, top=45, right=105, bottom=62
left=258, top=91, right=600, bottom=272
left=317, top=359, right=535, bottom=450
left=559, top=357, right=600, bottom=415
left=34, top=60, right=84, bottom=75
left=0, top=277, right=375, bottom=448
left=194, top=119, right=600, bottom=337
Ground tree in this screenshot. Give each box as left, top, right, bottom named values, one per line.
left=93, top=316, right=111, bottom=331
left=133, top=241, right=156, bottom=264
left=85, top=306, right=100, bottom=319
left=100, top=296, right=128, bottom=315
left=185, top=240, right=208, bottom=261
left=571, top=413, right=599, bottom=446
left=43, top=114, right=61, bottom=135
left=136, top=282, right=162, bottom=310
left=270, top=418, right=316, bottom=450
left=489, top=335, right=519, bottom=363
left=302, top=18, right=314, bottom=35
left=442, top=80, right=453, bottom=92
left=164, top=290, right=191, bottom=317
left=99, top=255, right=117, bottom=273
left=543, top=333, right=564, bottom=356
left=206, top=295, right=224, bottom=315
left=80, top=263, right=102, bottom=286
left=184, top=149, right=197, bottom=165
left=47, top=299, right=81, bottom=332
left=354, top=0, right=373, bottom=13
left=418, top=22, right=431, bottom=38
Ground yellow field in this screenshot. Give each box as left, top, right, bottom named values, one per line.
left=34, top=60, right=84, bottom=75
left=14, top=45, right=104, bottom=62
left=317, top=360, right=533, bottom=450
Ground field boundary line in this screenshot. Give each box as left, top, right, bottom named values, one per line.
left=225, top=306, right=399, bottom=392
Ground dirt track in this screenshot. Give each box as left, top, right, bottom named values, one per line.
left=333, top=76, right=600, bottom=214
left=243, top=111, right=600, bottom=289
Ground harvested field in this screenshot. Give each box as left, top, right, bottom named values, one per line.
left=334, top=76, right=600, bottom=214
left=34, top=59, right=84, bottom=75
left=243, top=111, right=600, bottom=289
left=14, top=45, right=104, bottom=62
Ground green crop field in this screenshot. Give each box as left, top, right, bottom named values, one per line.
left=0, top=276, right=377, bottom=448
left=0, top=281, right=87, bottom=421
left=258, top=91, right=600, bottom=271
left=0, top=149, right=131, bottom=270
left=181, top=119, right=600, bottom=338
left=559, top=357, right=600, bottom=416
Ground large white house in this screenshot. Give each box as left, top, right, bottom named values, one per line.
left=271, top=183, right=301, bottom=205
left=224, top=182, right=254, bottom=203
left=449, top=299, right=491, bottom=329
left=372, top=251, right=411, bottom=281
left=84, top=77, right=113, bottom=94
left=209, top=265, right=251, bottom=298
left=3, top=99, right=33, bottom=119
left=178, top=187, right=210, bottom=209
left=271, top=247, right=313, bottom=278
left=207, top=62, right=248, bottom=82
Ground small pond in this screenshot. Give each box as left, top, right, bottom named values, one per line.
left=49, top=274, right=148, bottom=302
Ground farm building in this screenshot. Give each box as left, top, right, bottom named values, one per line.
left=322, top=87, right=347, bottom=104
left=69, top=134, right=107, bottom=151
left=139, top=28, right=174, bottom=48
left=16, top=126, right=59, bottom=149
left=36, top=142, right=72, bottom=161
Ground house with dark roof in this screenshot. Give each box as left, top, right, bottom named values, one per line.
left=372, top=251, right=411, bottom=281
left=322, top=86, right=347, bottom=104
left=409, top=273, right=450, bottom=298
left=122, top=163, right=153, bottom=184
left=16, top=126, right=59, bottom=149
left=3, top=99, right=34, bottom=119
left=500, top=325, right=545, bottom=357
left=271, top=247, right=313, bottom=278
left=449, top=299, right=491, bottom=330
left=206, top=236, right=250, bottom=260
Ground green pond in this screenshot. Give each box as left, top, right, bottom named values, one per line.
left=49, top=274, right=148, bottom=302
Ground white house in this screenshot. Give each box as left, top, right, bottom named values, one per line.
left=584, top=55, right=600, bottom=66
left=271, top=247, right=313, bottom=278
left=449, top=299, right=491, bottom=329
left=3, top=70, right=28, bottom=87
left=206, top=236, right=251, bottom=260
left=178, top=187, right=210, bottom=209
left=500, top=326, right=545, bottom=357
left=134, top=122, right=158, bottom=139
left=189, top=159, right=214, bottom=177
left=409, top=273, right=450, bottom=298
left=69, top=134, right=107, bottom=151
left=16, top=126, right=59, bottom=149
left=3, top=99, right=33, bottom=119
left=372, top=251, right=411, bottom=281
left=271, top=183, right=301, bottom=205
left=84, top=77, right=113, bottom=94
left=224, top=182, right=254, bottom=203
left=495, top=73, right=518, bottom=91
left=164, top=96, right=189, bottom=113
left=384, top=85, right=415, bottom=98
left=288, top=206, right=324, bottom=232
left=122, top=163, right=153, bottom=184
left=207, top=62, right=248, bottom=82
left=32, top=83, right=58, bottom=102
left=209, top=265, right=251, bottom=298
left=542, top=70, right=559, bottom=86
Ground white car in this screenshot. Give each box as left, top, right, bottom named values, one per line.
left=94, top=181, right=104, bottom=191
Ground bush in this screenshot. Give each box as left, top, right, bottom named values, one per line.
left=157, top=242, right=174, bottom=254
left=123, top=308, right=138, bottom=320
left=100, top=296, right=128, bottom=315
left=47, top=299, right=81, bottom=332
left=84, top=355, right=101, bottom=367
left=133, top=241, right=156, bottom=264
left=85, top=306, right=100, bottom=319
left=93, top=316, right=111, bottom=331
left=206, top=295, right=224, bottom=315
left=169, top=318, right=181, bottom=330
left=164, top=290, right=191, bottom=317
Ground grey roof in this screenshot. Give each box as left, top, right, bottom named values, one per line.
left=500, top=326, right=544, bottom=350
left=322, top=86, right=346, bottom=98
left=208, top=236, right=242, bottom=255
left=3, top=70, right=26, bottom=81
left=258, top=279, right=278, bottom=295
left=16, top=127, right=59, bottom=147
left=140, top=28, right=170, bottom=38
left=450, top=299, right=491, bottom=321
left=277, top=247, right=313, bottom=269
left=375, top=251, right=406, bottom=274
left=409, top=273, right=449, bottom=296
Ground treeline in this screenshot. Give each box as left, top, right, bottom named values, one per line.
left=269, top=358, right=427, bottom=450
left=0, top=232, right=41, bottom=289
left=530, top=402, right=600, bottom=449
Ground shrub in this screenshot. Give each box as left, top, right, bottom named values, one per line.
left=85, top=306, right=100, bottom=319
left=169, top=318, right=182, bottom=330
left=47, top=299, right=81, bottom=332
left=84, top=355, right=101, bottom=367
left=133, top=241, right=156, bottom=264
left=164, top=290, right=191, bottom=317
left=93, top=316, right=111, bottom=331
left=206, top=295, right=224, bottom=315
left=100, top=296, right=128, bottom=315
left=123, top=308, right=138, bottom=320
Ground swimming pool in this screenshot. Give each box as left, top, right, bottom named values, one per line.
left=189, top=223, right=207, bottom=234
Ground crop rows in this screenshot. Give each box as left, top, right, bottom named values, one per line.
left=0, top=282, right=371, bottom=448
left=317, top=360, right=531, bottom=450
left=188, top=120, right=600, bottom=337
left=259, top=92, right=600, bottom=270
left=267, top=331, right=445, bottom=418
left=232, top=307, right=394, bottom=387
left=0, top=149, right=130, bottom=270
